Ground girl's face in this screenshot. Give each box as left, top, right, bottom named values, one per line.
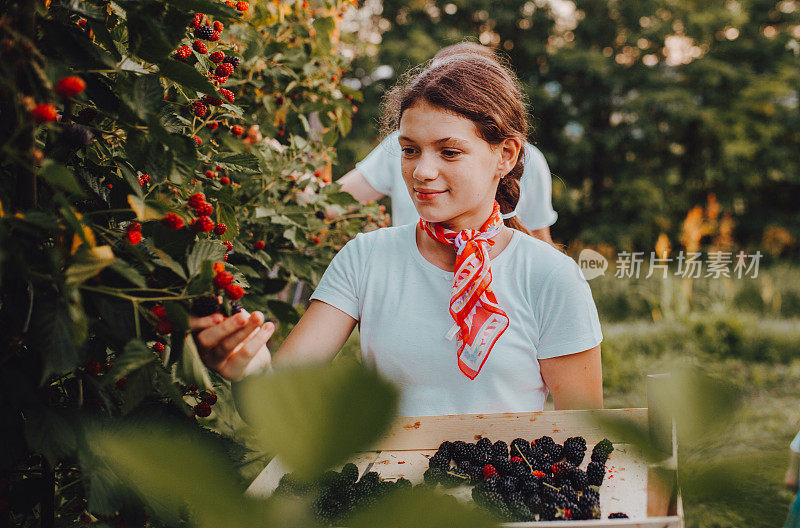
left=398, top=100, right=521, bottom=232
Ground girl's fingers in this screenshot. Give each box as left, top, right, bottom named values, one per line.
left=189, top=312, right=225, bottom=332
left=217, top=311, right=265, bottom=357
left=222, top=322, right=275, bottom=380
left=195, top=310, right=250, bottom=352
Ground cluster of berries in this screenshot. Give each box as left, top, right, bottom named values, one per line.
left=421, top=436, right=623, bottom=521
left=149, top=304, right=175, bottom=335
left=138, top=173, right=150, bottom=187
left=185, top=192, right=223, bottom=235
left=224, top=1, right=250, bottom=12
left=209, top=261, right=246, bottom=301
left=274, top=464, right=411, bottom=526
left=183, top=384, right=218, bottom=418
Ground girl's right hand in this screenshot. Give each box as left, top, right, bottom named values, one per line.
left=189, top=310, right=276, bottom=382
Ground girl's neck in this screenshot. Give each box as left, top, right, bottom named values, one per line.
left=416, top=223, right=514, bottom=272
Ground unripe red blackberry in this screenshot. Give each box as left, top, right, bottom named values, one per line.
left=162, top=212, right=184, bottom=230
left=126, top=230, right=142, bottom=245
left=253, top=240, right=265, bottom=251
left=192, top=135, right=202, bottom=146
left=206, top=121, right=219, bottom=130
left=175, top=45, right=192, bottom=60
left=213, top=21, right=224, bottom=31
left=215, top=63, right=234, bottom=77
left=236, top=1, right=249, bottom=11
left=223, top=241, right=233, bottom=252
left=191, top=101, right=207, bottom=117
left=202, top=94, right=222, bottom=106
left=214, top=223, right=227, bottom=235
left=230, top=125, right=243, bottom=136
left=192, top=13, right=205, bottom=28
left=194, top=401, right=212, bottom=417
left=192, top=40, right=208, bottom=54
left=209, top=30, right=221, bottom=42
left=195, top=202, right=213, bottom=216
left=219, top=88, right=235, bottom=103
left=138, top=173, right=150, bottom=186
left=209, top=51, right=225, bottom=63
left=153, top=342, right=165, bottom=353
left=224, top=283, right=245, bottom=300
left=195, top=25, right=214, bottom=40
left=55, top=76, right=86, bottom=98
left=191, top=216, right=214, bottom=233
left=188, top=192, right=206, bottom=209
left=213, top=271, right=234, bottom=288
left=32, top=104, right=58, bottom=123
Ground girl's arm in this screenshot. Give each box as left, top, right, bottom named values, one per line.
left=786, top=451, right=800, bottom=493
left=539, top=345, right=603, bottom=410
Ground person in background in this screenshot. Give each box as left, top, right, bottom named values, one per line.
left=331, top=41, right=558, bottom=246
left=785, top=429, right=800, bottom=528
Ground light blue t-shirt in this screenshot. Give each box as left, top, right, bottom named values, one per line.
left=309, top=223, right=602, bottom=417
left=792, top=431, right=800, bottom=453
left=355, top=130, right=559, bottom=230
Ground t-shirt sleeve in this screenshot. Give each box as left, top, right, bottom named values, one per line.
left=535, top=258, right=603, bottom=360
left=791, top=431, right=800, bottom=453
left=308, top=234, right=367, bottom=321
left=517, top=145, right=558, bottom=231
left=354, top=131, right=401, bottom=196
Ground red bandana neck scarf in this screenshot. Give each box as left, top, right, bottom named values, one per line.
left=418, top=201, right=510, bottom=379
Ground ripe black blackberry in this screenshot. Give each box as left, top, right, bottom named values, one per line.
left=551, top=461, right=575, bottom=480
left=191, top=295, right=220, bottom=316
left=518, top=474, right=539, bottom=498
left=441, top=468, right=471, bottom=488
left=339, top=462, right=358, bottom=485
left=195, top=25, right=214, bottom=40
left=510, top=460, right=530, bottom=478
left=583, top=487, right=600, bottom=503
left=476, top=437, right=492, bottom=450
left=578, top=494, right=601, bottom=520
left=428, top=451, right=450, bottom=470
left=564, top=436, right=587, bottom=465
left=499, top=475, right=519, bottom=496
left=491, top=457, right=511, bottom=477
left=223, top=55, right=241, bottom=69
left=525, top=493, right=542, bottom=516
left=539, top=500, right=558, bottom=520
left=507, top=491, right=535, bottom=521
left=436, top=440, right=454, bottom=459
left=483, top=490, right=513, bottom=521
left=483, top=474, right=501, bottom=493
left=568, top=467, right=588, bottom=491
left=510, top=438, right=532, bottom=459
left=423, top=467, right=444, bottom=486
left=550, top=443, right=564, bottom=462
left=609, top=512, right=630, bottom=518
left=491, top=440, right=509, bottom=459
left=592, top=438, right=615, bottom=463
left=395, top=477, right=412, bottom=490
left=311, top=492, right=342, bottom=526
left=471, top=449, right=490, bottom=467
left=451, top=440, right=470, bottom=462
left=559, top=483, right=579, bottom=504
left=61, top=124, right=93, bottom=148
left=586, top=461, right=605, bottom=486
left=230, top=301, right=243, bottom=314
left=535, top=435, right=556, bottom=453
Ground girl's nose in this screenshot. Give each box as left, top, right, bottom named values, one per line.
left=413, top=152, right=439, bottom=181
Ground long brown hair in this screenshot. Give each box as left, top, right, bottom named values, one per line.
left=379, top=44, right=533, bottom=236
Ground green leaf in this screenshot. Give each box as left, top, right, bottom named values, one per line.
left=65, top=246, right=116, bottom=287
left=336, top=109, right=352, bottom=137
left=119, top=367, right=154, bottom=415
left=168, top=0, right=238, bottom=19
left=150, top=247, right=187, bottom=280
left=40, top=160, right=86, bottom=196
left=187, top=240, right=227, bottom=277
left=24, top=407, right=79, bottom=465
left=82, top=418, right=275, bottom=526
left=157, top=59, right=220, bottom=96
left=33, top=298, right=80, bottom=382
left=177, top=333, right=211, bottom=390
left=163, top=302, right=189, bottom=333
left=107, top=259, right=147, bottom=288
left=217, top=204, right=239, bottom=241
left=349, top=487, right=495, bottom=528
left=123, top=75, right=164, bottom=121
left=103, top=339, right=158, bottom=385
left=235, top=361, right=399, bottom=479
left=212, top=153, right=262, bottom=174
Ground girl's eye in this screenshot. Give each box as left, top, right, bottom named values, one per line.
left=401, top=147, right=416, bottom=156
left=442, top=150, right=460, bottom=158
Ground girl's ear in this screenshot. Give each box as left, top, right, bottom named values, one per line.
left=497, top=137, right=523, bottom=176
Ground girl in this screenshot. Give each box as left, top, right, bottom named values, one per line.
left=334, top=42, right=558, bottom=245
left=191, top=52, right=603, bottom=416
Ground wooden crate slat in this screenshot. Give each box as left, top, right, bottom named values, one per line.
left=371, top=409, right=649, bottom=451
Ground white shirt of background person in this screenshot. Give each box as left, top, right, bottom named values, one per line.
left=335, top=130, right=558, bottom=244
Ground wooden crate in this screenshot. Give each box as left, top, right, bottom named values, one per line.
left=246, top=378, right=683, bottom=527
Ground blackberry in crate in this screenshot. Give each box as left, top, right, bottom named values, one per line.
left=483, top=490, right=513, bottom=521
left=578, top=495, right=602, bottom=520
left=586, top=461, right=606, bottom=486
left=311, top=492, right=342, bottom=526
left=441, top=468, right=472, bottom=488
left=535, top=435, right=556, bottom=453
left=567, top=467, right=589, bottom=491
left=471, top=449, right=490, bottom=467
left=476, top=437, right=493, bottom=451
left=559, top=483, right=580, bottom=505
left=339, top=462, right=358, bottom=485
left=437, top=440, right=454, bottom=459
left=499, top=475, right=519, bottom=496
left=491, top=457, right=511, bottom=477
left=191, top=295, right=221, bottom=316
left=423, top=467, right=445, bottom=486
left=510, top=438, right=532, bottom=459
left=451, top=440, right=470, bottom=462
left=507, top=491, right=535, bottom=521
left=609, top=512, right=630, bottom=518
left=539, top=500, right=558, bottom=520
left=592, top=438, right=615, bottom=463
left=518, top=474, right=540, bottom=498
left=428, top=451, right=450, bottom=470
left=564, top=436, right=587, bottom=465
left=491, top=440, right=509, bottom=460
left=509, top=458, right=530, bottom=478
left=549, top=442, right=564, bottom=462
